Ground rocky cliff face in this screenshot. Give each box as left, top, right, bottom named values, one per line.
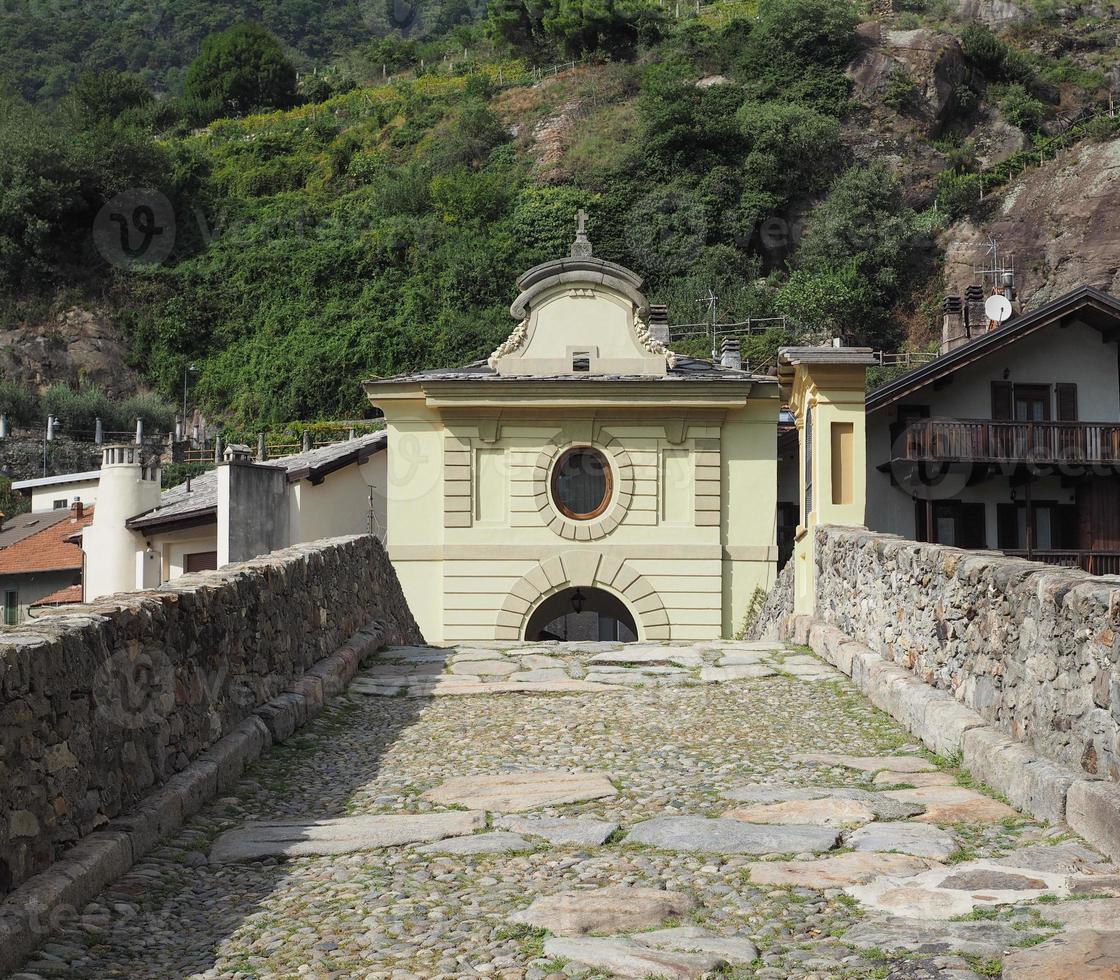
left=0, top=308, right=140, bottom=398
left=942, top=137, right=1120, bottom=306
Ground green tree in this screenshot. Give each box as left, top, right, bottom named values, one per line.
left=737, top=0, right=860, bottom=107
left=66, top=71, right=152, bottom=127
left=184, top=22, right=298, bottom=118
left=737, top=100, right=845, bottom=215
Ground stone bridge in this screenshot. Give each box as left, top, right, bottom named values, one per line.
left=2, top=535, right=1120, bottom=978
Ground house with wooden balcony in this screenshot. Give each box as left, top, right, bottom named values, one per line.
left=864, top=285, right=1120, bottom=574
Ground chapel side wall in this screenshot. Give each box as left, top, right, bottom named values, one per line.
left=383, top=411, right=448, bottom=644
left=721, top=400, right=779, bottom=636
left=813, top=524, right=1120, bottom=780
left=0, top=535, right=422, bottom=896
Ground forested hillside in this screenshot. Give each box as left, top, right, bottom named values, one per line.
left=1, top=0, right=1117, bottom=428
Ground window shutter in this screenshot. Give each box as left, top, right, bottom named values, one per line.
left=1056, top=383, right=1078, bottom=422
left=991, top=381, right=1013, bottom=420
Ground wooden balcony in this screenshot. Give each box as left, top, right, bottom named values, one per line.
left=1002, top=550, right=1120, bottom=576
left=892, top=418, right=1120, bottom=467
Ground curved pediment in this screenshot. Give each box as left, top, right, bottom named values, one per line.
left=490, top=255, right=671, bottom=377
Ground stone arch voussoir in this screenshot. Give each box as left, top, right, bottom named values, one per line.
left=497, top=550, right=669, bottom=641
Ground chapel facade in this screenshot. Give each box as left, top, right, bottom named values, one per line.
left=366, top=227, right=799, bottom=644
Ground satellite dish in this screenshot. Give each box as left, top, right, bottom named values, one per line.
left=985, top=294, right=1013, bottom=324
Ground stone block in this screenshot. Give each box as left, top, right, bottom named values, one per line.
left=1067, top=780, right=1120, bottom=861
left=57, top=830, right=133, bottom=901
left=961, top=727, right=1077, bottom=823
left=913, top=698, right=987, bottom=759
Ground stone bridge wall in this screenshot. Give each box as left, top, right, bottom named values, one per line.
left=0, top=535, right=421, bottom=896
left=812, top=525, right=1120, bottom=781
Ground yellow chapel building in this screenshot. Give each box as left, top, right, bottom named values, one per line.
left=364, top=224, right=869, bottom=644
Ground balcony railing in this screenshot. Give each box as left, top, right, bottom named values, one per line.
left=1002, top=550, right=1120, bottom=576
left=892, top=418, right=1120, bottom=467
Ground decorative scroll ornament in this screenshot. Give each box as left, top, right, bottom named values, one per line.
left=635, top=316, right=678, bottom=369
left=488, top=318, right=529, bottom=369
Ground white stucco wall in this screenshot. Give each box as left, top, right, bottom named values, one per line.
left=288, top=453, right=387, bottom=543
left=29, top=479, right=100, bottom=513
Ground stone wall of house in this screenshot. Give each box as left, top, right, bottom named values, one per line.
left=813, top=524, right=1120, bottom=780
left=0, top=535, right=421, bottom=895
left=747, top=559, right=794, bottom=641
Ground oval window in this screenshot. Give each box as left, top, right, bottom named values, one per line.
left=551, top=448, right=613, bottom=520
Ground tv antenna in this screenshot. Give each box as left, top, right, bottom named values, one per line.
left=697, top=288, right=719, bottom=361
left=973, top=234, right=1016, bottom=292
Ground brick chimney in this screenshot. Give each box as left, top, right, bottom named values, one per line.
left=941, top=294, right=968, bottom=353
left=69, top=499, right=84, bottom=520
left=720, top=337, right=743, bottom=371
left=647, top=304, right=670, bottom=345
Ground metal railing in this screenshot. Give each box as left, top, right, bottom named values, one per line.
left=892, top=418, right=1120, bottom=466
left=1003, top=550, right=1120, bottom=576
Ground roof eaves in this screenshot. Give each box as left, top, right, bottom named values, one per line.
left=866, top=286, right=1120, bottom=413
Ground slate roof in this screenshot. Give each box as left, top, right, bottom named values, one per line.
left=866, top=286, right=1120, bottom=413
left=371, top=356, right=773, bottom=385
left=0, top=510, right=73, bottom=551
left=127, top=431, right=386, bottom=532
left=0, top=507, right=93, bottom=575
left=11, top=469, right=101, bottom=491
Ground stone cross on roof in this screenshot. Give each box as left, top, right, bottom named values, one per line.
left=571, top=208, right=593, bottom=258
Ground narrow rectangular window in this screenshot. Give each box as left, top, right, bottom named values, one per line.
left=4, top=589, right=18, bottom=625
left=804, top=408, right=813, bottom=518
left=661, top=449, right=691, bottom=524
left=831, top=421, right=853, bottom=506
left=53, top=499, right=68, bottom=509
left=474, top=448, right=508, bottom=524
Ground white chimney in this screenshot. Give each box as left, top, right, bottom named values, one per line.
left=83, top=444, right=162, bottom=600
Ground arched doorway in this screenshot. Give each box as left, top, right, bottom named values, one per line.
left=524, top=587, right=638, bottom=642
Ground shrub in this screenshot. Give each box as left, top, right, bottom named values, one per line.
left=998, top=83, right=1046, bottom=132
left=936, top=169, right=982, bottom=220
left=882, top=67, right=920, bottom=114
left=0, top=379, right=41, bottom=425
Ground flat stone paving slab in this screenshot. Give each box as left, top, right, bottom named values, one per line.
left=1033, top=897, right=1120, bottom=931
left=422, top=770, right=618, bottom=812
left=846, top=859, right=1069, bottom=918
left=541, top=937, right=724, bottom=979
left=415, top=831, right=535, bottom=855
left=796, top=753, right=939, bottom=773
left=882, top=785, right=1020, bottom=823
left=872, top=769, right=958, bottom=787
left=848, top=821, right=958, bottom=860
left=209, top=811, right=486, bottom=861
left=638, top=926, right=759, bottom=965
left=700, top=665, right=778, bottom=682
left=722, top=783, right=924, bottom=820
left=842, top=916, right=1025, bottom=957
left=624, top=816, right=839, bottom=855
left=746, top=852, right=941, bottom=889
left=494, top=815, right=618, bottom=846
left=510, top=886, right=695, bottom=935
left=1001, top=929, right=1120, bottom=979
left=724, top=798, right=876, bottom=827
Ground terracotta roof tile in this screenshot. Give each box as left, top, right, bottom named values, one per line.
left=30, top=584, right=83, bottom=606
left=0, top=507, right=93, bottom=575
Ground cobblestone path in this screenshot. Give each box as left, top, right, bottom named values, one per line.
left=11, top=641, right=1120, bottom=980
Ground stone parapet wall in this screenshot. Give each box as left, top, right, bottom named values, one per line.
left=813, top=525, right=1120, bottom=781
left=747, top=559, right=794, bottom=641
left=0, top=535, right=421, bottom=895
